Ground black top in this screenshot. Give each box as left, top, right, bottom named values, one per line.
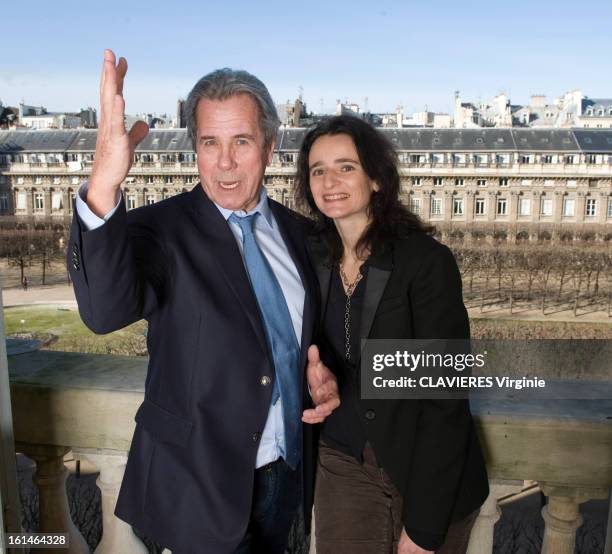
left=320, top=261, right=447, bottom=551
left=321, top=265, right=369, bottom=461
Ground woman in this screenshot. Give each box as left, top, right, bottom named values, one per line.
left=295, top=116, right=489, bottom=554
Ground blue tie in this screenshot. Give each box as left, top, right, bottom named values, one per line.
left=229, top=212, right=301, bottom=469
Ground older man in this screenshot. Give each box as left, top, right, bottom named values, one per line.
left=68, top=49, right=339, bottom=554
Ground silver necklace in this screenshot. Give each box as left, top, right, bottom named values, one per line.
left=339, top=265, right=363, bottom=361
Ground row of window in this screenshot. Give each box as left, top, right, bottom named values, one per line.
left=10, top=175, right=197, bottom=186
left=409, top=196, right=610, bottom=218
left=410, top=177, right=597, bottom=188
left=397, top=153, right=610, bottom=165
left=584, top=107, right=612, bottom=116
left=5, top=152, right=612, bottom=168
left=2, top=153, right=196, bottom=164
left=5, top=190, right=177, bottom=212
left=4, top=189, right=611, bottom=220
left=9, top=191, right=72, bottom=212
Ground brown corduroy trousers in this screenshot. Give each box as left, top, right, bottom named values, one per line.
left=314, top=441, right=479, bottom=554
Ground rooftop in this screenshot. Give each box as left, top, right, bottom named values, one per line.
left=1, top=128, right=612, bottom=153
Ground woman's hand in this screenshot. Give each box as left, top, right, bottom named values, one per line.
left=398, top=528, right=434, bottom=554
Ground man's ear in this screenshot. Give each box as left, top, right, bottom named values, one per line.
left=265, top=141, right=276, bottom=165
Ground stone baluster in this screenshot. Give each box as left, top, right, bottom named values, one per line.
left=308, top=506, right=316, bottom=554
left=540, top=483, right=608, bottom=554
left=466, top=479, right=523, bottom=554
left=77, top=451, right=148, bottom=554
left=19, top=444, right=90, bottom=554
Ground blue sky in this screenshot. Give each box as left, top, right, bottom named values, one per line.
left=2, top=0, right=611, bottom=116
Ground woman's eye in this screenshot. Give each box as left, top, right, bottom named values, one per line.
left=311, top=169, right=324, bottom=177
left=340, top=165, right=355, bottom=172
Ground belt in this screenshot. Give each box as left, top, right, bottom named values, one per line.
left=256, top=458, right=284, bottom=472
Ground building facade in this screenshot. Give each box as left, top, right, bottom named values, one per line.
left=1, top=127, right=611, bottom=242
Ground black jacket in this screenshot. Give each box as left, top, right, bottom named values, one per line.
left=309, top=230, right=489, bottom=540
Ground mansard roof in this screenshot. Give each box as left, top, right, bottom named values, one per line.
left=0, top=127, right=611, bottom=154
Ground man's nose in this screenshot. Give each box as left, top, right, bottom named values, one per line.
left=218, top=145, right=235, bottom=170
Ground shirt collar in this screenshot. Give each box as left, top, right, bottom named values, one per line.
left=213, top=187, right=274, bottom=227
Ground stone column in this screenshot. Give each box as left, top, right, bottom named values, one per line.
left=444, top=190, right=453, bottom=221
left=422, top=190, right=432, bottom=223
left=465, top=190, right=475, bottom=223
left=26, top=186, right=34, bottom=216
left=466, top=480, right=523, bottom=554
left=598, top=192, right=608, bottom=224
left=553, top=191, right=563, bottom=224
left=63, top=189, right=72, bottom=216
left=487, top=192, right=497, bottom=222
left=78, top=451, right=148, bottom=554
left=531, top=191, right=540, bottom=224
left=44, top=187, right=52, bottom=217
left=540, top=483, right=608, bottom=554
left=575, top=192, right=586, bottom=224
left=20, top=444, right=90, bottom=554
left=509, top=190, right=519, bottom=221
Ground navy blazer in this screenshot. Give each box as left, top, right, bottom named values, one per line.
left=68, top=185, right=320, bottom=553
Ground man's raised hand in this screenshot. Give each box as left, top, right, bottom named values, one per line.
left=88, top=49, right=149, bottom=217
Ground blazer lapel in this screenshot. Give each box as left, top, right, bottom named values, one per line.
left=306, top=236, right=332, bottom=324
left=360, top=247, right=394, bottom=343
left=308, top=235, right=393, bottom=356
left=186, top=185, right=270, bottom=361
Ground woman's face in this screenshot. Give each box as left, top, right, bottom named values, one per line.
left=308, top=133, right=379, bottom=223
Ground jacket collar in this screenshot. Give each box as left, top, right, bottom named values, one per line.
left=307, top=234, right=394, bottom=341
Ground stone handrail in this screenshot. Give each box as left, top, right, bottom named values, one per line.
left=8, top=350, right=612, bottom=554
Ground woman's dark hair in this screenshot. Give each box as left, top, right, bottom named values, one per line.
left=295, top=115, right=433, bottom=264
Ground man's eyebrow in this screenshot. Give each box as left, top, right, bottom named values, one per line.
left=309, top=158, right=360, bottom=170
left=199, top=133, right=257, bottom=140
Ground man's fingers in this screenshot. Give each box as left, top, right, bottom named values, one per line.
left=312, top=379, right=338, bottom=402
left=128, top=120, right=150, bottom=148
left=307, top=344, right=321, bottom=365
left=110, top=94, right=126, bottom=138
left=301, top=409, right=326, bottom=424
left=314, top=397, right=339, bottom=415
left=98, top=53, right=107, bottom=119
left=101, top=50, right=118, bottom=131
left=116, top=57, right=128, bottom=95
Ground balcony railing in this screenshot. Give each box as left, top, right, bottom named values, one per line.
left=7, top=349, right=612, bottom=553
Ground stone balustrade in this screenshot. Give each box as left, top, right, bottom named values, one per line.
left=8, top=350, right=612, bottom=553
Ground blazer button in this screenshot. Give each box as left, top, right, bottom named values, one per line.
left=252, top=432, right=262, bottom=443
left=260, top=376, right=271, bottom=386
left=364, top=409, right=376, bottom=421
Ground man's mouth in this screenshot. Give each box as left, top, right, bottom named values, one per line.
left=323, top=193, right=349, bottom=201
left=218, top=181, right=240, bottom=190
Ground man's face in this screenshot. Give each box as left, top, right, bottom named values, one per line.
left=195, top=94, right=273, bottom=212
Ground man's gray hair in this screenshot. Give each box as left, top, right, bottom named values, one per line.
left=185, top=68, right=280, bottom=152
